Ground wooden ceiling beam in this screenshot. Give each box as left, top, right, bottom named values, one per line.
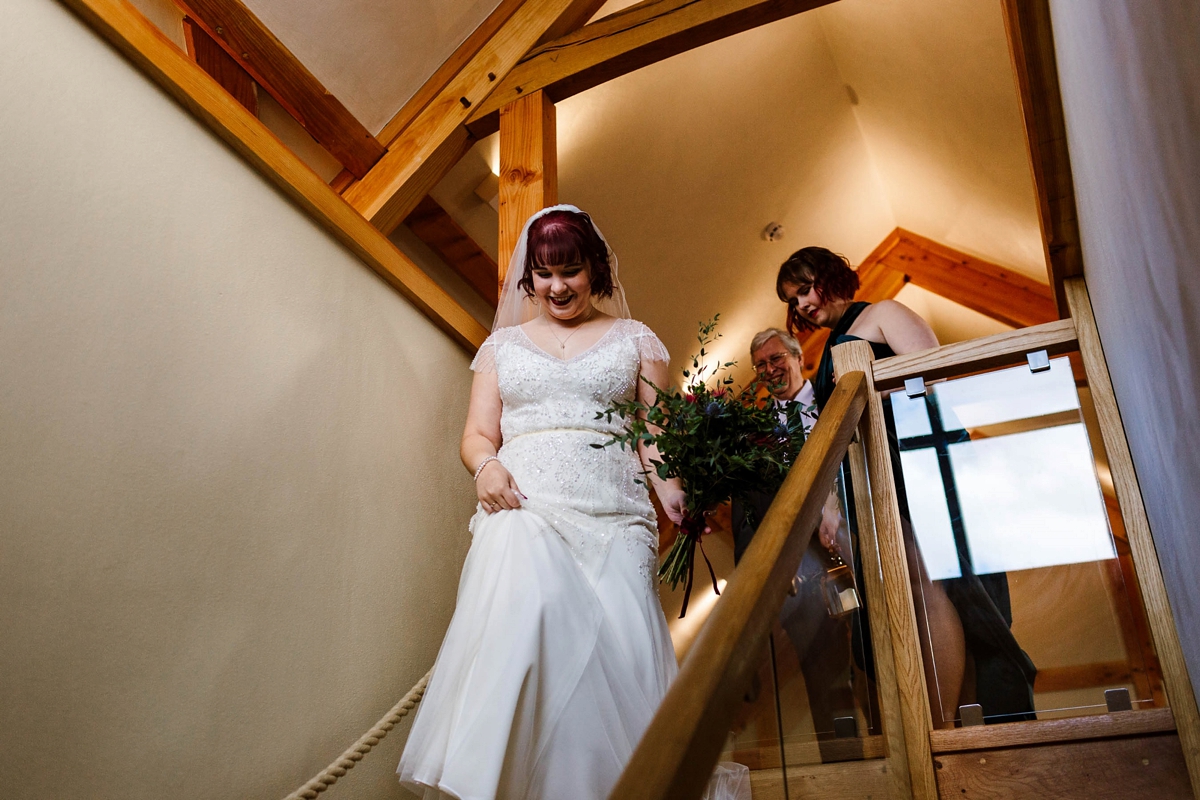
left=1001, top=0, right=1084, bottom=317
left=855, top=230, right=913, bottom=303
left=404, top=196, right=499, bottom=307
left=532, top=0, right=610, bottom=47
left=376, top=0, right=525, bottom=146
left=376, top=0, right=606, bottom=147
left=498, top=90, right=558, bottom=276
left=885, top=228, right=1057, bottom=328
left=58, top=0, right=488, bottom=351
left=173, top=0, right=385, bottom=178
left=182, top=16, right=256, bottom=114
left=466, top=0, right=839, bottom=136
left=797, top=226, right=1060, bottom=377
left=342, top=0, right=591, bottom=237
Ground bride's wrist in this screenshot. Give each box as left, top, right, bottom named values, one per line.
left=473, top=456, right=501, bottom=481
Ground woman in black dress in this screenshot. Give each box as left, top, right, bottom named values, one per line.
left=776, top=246, right=1036, bottom=727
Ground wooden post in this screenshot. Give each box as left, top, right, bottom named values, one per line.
left=843, top=411, right=915, bottom=797
left=498, top=89, right=557, bottom=288
left=1001, top=0, right=1084, bottom=317
left=832, top=340, right=938, bottom=800
left=1064, top=276, right=1200, bottom=797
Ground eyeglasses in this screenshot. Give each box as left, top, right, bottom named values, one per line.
left=753, top=353, right=792, bottom=373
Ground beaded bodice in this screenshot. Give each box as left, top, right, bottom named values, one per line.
left=471, top=318, right=670, bottom=443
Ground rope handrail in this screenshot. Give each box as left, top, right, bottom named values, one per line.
left=282, top=668, right=432, bottom=800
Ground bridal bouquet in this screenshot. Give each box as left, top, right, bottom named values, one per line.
left=594, top=316, right=811, bottom=616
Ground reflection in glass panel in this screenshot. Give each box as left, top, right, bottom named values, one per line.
left=770, top=469, right=882, bottom=770
left=687, top=512, right=784, bottom=777
left=718, top=469, right=883, bottom=785
left=934, top=356, right=1081, bottom=429
left=898, top=448, right=961, bottom=580
left=890, top=389, right=933, bottom=438
left=885, top=357, right=1164, bottom=725
left=949, top=425, right=1115, bottom=573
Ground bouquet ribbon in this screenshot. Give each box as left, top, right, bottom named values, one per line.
left=677, top=511, right=721, bottom=618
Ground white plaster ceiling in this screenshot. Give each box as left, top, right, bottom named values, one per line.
left=241, top=0, right=503, bottom=135
left=231, top=0, right=1046, bottom=379
left=555, top=9, right=897, bottom=375
left=819, top=0, right=1047, bottom=280
left=545, top=0, right=1040, bottom=378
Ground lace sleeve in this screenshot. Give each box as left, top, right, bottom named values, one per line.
left=470, top=336, right=497, bottom=373
left=632, top=321, right=670, bottom=366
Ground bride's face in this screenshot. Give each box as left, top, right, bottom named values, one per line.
left=532, top=259, right=594, bottom=322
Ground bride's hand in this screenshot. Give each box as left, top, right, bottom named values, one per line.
left=477, top=460, right=525, bottom=513
left=658, top=483, right=687, bottom=526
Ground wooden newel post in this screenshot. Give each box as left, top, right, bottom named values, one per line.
left=1064, top=277, right=1200, bottom=796
left=498, top=89, right=558, bottom=290
left=831, top=340, right=916, bottom=800
left=832, top=339, right=938, bottom=800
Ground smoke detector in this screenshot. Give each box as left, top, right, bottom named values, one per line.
left=761, top=222, right=785, bottom=242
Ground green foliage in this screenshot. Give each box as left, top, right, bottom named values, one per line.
left=594, top=316, right=813, bottom=593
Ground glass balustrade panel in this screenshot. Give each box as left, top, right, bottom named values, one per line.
left=672, top=473, right=887, bottom=793
left=767, top=469, right=883, bottom=770
left=884, top=356, right=1163, bottom=726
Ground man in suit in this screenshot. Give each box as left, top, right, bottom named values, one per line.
left=732, top=328, right=861, bottom=737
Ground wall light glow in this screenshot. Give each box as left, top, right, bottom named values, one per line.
left=668, top=578, right=728, bottom=658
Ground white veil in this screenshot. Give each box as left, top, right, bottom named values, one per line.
left=492, top=204, right=631, bottom=331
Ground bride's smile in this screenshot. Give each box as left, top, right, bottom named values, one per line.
left=532, top=260, right=594, bottom=322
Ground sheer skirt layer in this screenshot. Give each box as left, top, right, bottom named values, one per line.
left=398, top=433, right=672, bottom=800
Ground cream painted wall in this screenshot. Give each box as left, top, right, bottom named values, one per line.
left=0, top=2, right=474, bottom=798
left=1050, top=0, right=1200, bottom=697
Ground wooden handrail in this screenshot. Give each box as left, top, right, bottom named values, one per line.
left=609, top=371, right=868, bottom=800
left=870, top=318, right=1077, bottom=391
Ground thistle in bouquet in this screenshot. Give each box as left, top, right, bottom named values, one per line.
left=595, top=316, right=813, bottom=616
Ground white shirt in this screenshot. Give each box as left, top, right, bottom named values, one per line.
left=775, top=380, right=819, bottom=432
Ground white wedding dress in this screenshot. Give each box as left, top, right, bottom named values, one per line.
left=398, top=319, right=747, bottom=800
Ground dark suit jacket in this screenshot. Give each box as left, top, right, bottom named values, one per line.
left=730, top=490, right=830, bottom=581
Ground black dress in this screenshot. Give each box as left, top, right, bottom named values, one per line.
left=814, top=302, right=1036, bottom=723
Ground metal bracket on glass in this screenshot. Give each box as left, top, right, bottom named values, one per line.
left=958, top=704, right=985, bottom=727
left=904, top=376, right=927, bottom=398
left=1027, top=349, right=1051, bottom=373
left=833, top=716, right=858, bottom=739
left=1105, top=688, right=1133, bottom=713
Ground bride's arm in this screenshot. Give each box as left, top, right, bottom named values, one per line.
left=461, top=370, right=524, bottom=512
left=637, top=356, right=687, bottom=525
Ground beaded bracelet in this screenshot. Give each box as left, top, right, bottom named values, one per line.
left=473, top=456, right=500, bottom=482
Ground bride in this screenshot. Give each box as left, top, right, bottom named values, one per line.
left=399, top=206, right=716, bottom=800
